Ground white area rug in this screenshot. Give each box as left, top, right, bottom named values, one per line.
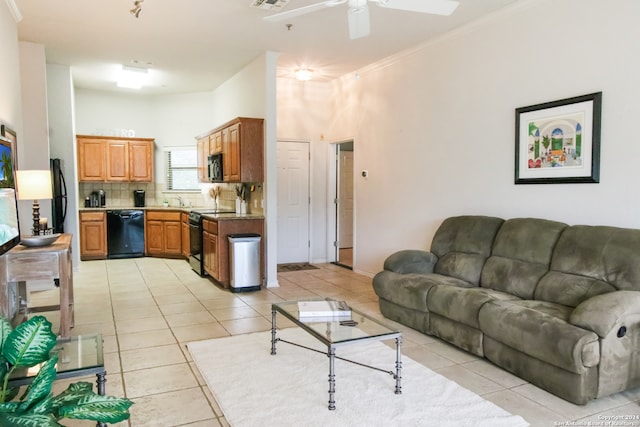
left=188, top=328, right=528, bottom=427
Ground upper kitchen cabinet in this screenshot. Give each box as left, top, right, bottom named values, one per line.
left=77, top=135, right=154, bottom=182
left=128, top=140, right=154, bottom=181
left=195, top=117, right=264, bottom=183
left=77, top=137, right=107, bottom=181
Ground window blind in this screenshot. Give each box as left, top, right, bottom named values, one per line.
left=166, top=148, right=199, bottom=190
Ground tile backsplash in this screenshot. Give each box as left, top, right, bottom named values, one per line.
left=78, top=182, right=264, bottom=214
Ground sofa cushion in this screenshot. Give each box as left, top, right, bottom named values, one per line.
left=373, top=271, right=474, bottom=312
left=535, top=225, right=640, bottom=307
left=481, top=218, right=567, bottom=299
left=479, top=300, right=600, bottom=374
left=431, top=216, right=504, bottom=285
left=428, top=286, right=519, bottom=328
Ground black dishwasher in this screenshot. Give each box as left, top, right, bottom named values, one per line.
left=107, top=210, right=145, bottom=258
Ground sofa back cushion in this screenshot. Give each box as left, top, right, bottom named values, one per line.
left=481, top=218, right=567, bottom=299
left=535, top=225, right=640, bottom=307
left=431, top=216, right=504, bottom=286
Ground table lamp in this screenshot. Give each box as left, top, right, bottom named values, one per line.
left=16, top=170, right=53, bottom=235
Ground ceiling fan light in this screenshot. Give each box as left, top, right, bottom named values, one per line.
left=295, top=69, right=313, bottom=81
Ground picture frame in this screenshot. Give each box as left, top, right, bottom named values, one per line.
left=1, top=124, right=17, bottom=170
left=0, top=126, right=21, bottom=256
left=515, top=92, right=602, bottom=184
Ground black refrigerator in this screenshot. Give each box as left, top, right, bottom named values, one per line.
left=50, top=158, right=68, bottom=233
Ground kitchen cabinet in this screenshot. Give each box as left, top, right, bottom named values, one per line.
left=128, top=140, right=154, bottom=181
left=211, top=130, right=223, bottom=154
left=106, top=140, right=128, bottom=181
left=79, top=211, right=107, bottom=260
left=145, top=210, right=182, bottom=257
left=202, top=217, right=264, bottom=288
left=77, top=138, right=106, bottom=181
left=195, top=117, right=264, bottom=184
left=181, top=212, right=190, bottom=258
left=202, top=219, right=218, bottom=279
left=77, top=135, right=154, bottom=182
left=197, top=136, right=208, bottom=182
left=222, top=123, right=240, bottom=182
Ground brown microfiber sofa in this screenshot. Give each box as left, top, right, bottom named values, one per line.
left=372, top=215, right=640, bottom=405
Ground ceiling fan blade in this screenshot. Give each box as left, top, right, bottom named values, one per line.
left=375, top=0, right=459, bottom=16
left=348, top=3, right=370, bottom=39
left=264, top=0, right=347, bottom=22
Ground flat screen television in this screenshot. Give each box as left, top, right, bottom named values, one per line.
left=0, top=134, right=20, bottom=256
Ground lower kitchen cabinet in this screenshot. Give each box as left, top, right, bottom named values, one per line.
left=202, top=217, right=264, bottom=288
left=181, top=213, right=189, bottom=258
left=145, top=210, right=182, bottom=257
left=79, top=211, right=107, bottom=260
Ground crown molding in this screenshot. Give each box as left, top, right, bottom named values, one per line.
left=4, top=0, right=22, bottom=22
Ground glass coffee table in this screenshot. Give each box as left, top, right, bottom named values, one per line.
left=8, top=333, right=107, bottom=427
left=271, top=299, right=402, bottom=410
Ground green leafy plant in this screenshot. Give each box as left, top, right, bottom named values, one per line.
left=0, top=316, right=132, bottom=426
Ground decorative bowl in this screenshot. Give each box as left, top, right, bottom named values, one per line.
left=20, top=233, right=61, bottom=247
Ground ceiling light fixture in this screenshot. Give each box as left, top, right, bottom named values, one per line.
left=130, top=0, right=144, bottom=18
left=295, top=68, right=313, bottom=81
left=117, top=65, right=148, bottom=89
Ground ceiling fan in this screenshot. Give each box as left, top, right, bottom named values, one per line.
left=263, top=0, right=460, bottom=40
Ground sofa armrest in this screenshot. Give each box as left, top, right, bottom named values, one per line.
left=383, top=250, right=438, bottom=275
left=570, top=291, right=640, bottom=338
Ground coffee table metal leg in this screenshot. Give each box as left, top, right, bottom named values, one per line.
left=328, top=346, right=336, bottom=410
left=96, top=371, right=107, bottom=427
left=270, top=309, right=277, bottom=355
left=395, top=336, right=402, bottom=394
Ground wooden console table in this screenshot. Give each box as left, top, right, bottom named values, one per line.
left=0, top=234, right=74, bottom=337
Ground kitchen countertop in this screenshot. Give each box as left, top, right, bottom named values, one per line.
left=79, top=206, right=264, bottom=220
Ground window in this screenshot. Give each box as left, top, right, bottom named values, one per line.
left=165, top=147, right=199, bottom=190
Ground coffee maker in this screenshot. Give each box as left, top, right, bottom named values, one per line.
left=134, top=190, right=146, bottom=207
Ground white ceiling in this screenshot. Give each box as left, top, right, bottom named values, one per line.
left=14, top=0, right=521, bottom=95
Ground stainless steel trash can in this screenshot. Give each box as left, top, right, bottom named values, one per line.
left=228, top=233, right=261, bottom=292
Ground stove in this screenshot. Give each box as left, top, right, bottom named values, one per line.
left=188, top=209, right=236, bottom=276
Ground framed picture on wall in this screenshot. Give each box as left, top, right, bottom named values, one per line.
left=1, top=124, right=17, bottom=171
left=0, top=127, right=21, bottom=256
left=515, top=92, right=602, bottom=184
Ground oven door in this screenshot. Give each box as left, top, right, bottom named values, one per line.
left=188, top=220, right=204, bottom=275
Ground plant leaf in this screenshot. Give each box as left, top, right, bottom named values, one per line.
left=0, top=317, right=13, bottom=350
left=50, top=382, right=94, bottom=412
left=3, top=317, right=56, bottom=368
left=57, top=394, right=133, bottom=423
left=0, top=412, right=63, bottom=427
left=0, top=401, right=20, bottom=413
left=18, top=354, right=58, bottom=410
left=26, top=394, right=54, bottom=415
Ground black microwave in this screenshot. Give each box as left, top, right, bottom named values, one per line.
left=208, top=153, right=223, bottom=182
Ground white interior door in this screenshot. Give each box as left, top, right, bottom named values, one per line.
left=277, top=141, right=310, bottom=264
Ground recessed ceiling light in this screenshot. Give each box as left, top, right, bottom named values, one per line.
left=117, top=65, right=148, bottom=89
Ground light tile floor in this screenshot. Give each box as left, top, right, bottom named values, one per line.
left=29, top=257, right=640, bottom=426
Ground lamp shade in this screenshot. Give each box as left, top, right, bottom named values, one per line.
left=16, top=170, right=53, bottom=200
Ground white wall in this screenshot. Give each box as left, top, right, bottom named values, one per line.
left=74, top=89, right=212, bottom=183
left=0, top=1, right=21, bottom=137
left=17, top=42, right=52, bottom=232
left=47, top=63, right=80, bottom=267
left=328, top=0, right=640, bottom=276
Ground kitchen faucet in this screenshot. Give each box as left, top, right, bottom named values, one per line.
left=176, top=195, right=184, bottom=207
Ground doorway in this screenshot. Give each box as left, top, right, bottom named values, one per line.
left=276, top=140, right=310, bottom=264
left=334, top=141, right=354, bottom=268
